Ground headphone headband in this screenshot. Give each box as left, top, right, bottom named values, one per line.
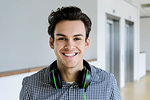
left=49, top=60, right=91, bottom=89
left=49, top=60, right=91, bottom=72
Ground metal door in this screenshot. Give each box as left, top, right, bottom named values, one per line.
left=125, top=22, right=134, bottom=84
left=106, top=19, right=120, bottom=87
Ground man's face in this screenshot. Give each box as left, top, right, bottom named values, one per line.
left=49, top=20, right=90, bottom=69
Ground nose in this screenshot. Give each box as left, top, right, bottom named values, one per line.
left=64, top=39, right=75, bottom=50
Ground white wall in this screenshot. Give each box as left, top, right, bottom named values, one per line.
left=139, top=53, right=146, bottom=77
left=0, top=0, right=97, bottom=72
left=0, top=72, right=37, bottom=100
left=140, top=18, right=150, bottom=71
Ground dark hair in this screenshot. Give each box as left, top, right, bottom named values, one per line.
left=48, top=6, right=92, bottom=41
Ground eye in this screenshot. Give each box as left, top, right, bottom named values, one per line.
left=58, top=38, right=66, bottom=40
left=74, top=38, right=81, bottom=41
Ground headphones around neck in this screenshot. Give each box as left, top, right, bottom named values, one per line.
left=49, top=60, right=91, bottom=91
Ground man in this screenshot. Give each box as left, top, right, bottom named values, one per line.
left=20, top=6, right=121, bottom=100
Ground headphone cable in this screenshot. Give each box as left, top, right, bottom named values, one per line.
left=84, top=91, right=86, bottom=100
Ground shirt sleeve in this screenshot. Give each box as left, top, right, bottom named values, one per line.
left=19, top=77, right=30, bottom=100
left=110, top=74, right=121, bottom=100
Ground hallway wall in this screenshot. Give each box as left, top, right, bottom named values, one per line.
left=0, top=0, right=97, bottom=72
left=140, top=18, right=150, bottom=71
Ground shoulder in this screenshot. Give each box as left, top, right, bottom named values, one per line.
left=89, top=65, right=121, bottom=99
left=90, top=64, right=116, bottom=83
left=20, top=67, right=54, bottom=99
left=22, top=67, right=50, bottom=86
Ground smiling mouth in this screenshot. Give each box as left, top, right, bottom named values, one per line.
left=62, top=53, right=78, bottom=57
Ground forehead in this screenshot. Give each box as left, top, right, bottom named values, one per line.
left=54, top=20, right=86, bottom=37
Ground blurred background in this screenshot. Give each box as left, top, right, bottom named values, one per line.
left=0, top=0, right=150, bottom=100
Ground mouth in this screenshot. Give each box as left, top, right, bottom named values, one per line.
left=62, top=53, right=78, bottom=57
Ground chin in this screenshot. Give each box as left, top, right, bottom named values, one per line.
left=64, top=63, right=76, bottom=67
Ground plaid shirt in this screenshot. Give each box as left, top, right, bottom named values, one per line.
left=20, top=64, right=121, bottom=100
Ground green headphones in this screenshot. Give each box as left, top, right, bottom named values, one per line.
left=48, top=60, right=92, bottom=90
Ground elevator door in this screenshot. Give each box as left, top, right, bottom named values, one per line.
left=125, top=22, right=134, bottom=84
left=106, top=20, right=113, bottom=73
left=106, top=19, right=120, bottom=87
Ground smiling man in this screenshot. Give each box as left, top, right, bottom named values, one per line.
left=50, top=20, right=90, bottom=83
left=20, top=6, right=121, bottom=100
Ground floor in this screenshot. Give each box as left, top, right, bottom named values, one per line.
left=120, top=72, right=150, bottom=100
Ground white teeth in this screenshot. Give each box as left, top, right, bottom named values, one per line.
left=64, top=53, right=76, bottom=57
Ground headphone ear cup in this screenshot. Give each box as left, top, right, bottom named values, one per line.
left=49, top=69, right=62, bottom=89
left=85, top=70, right=91, bottom=89
left=78, top=68, right=91, bottom=89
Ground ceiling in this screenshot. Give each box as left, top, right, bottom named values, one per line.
left=125, top=0, right=150, bottom=17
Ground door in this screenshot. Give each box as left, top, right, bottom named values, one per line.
left=106, top=19, right=120, bottom=87
left=125, top=21, right=134, bottom=84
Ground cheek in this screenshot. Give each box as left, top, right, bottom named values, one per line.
left=54, top=42, right=64, bottom=50
left=77, top=42, right=87, bottom=51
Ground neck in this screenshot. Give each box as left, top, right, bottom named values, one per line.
left=61, top=69, right=79, bottom=82
left=57, top=62, right=84, bottom=82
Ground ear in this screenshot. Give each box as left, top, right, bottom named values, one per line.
left=49, top=37, right=54, bottom=49
left=85, top=38, right=90, bottom=50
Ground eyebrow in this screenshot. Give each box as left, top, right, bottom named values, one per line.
left=74, top=34, right=84, bottom=37
left=56, top=33, right=84, bottom=37
left=56, top=33, right=66, bottom=37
